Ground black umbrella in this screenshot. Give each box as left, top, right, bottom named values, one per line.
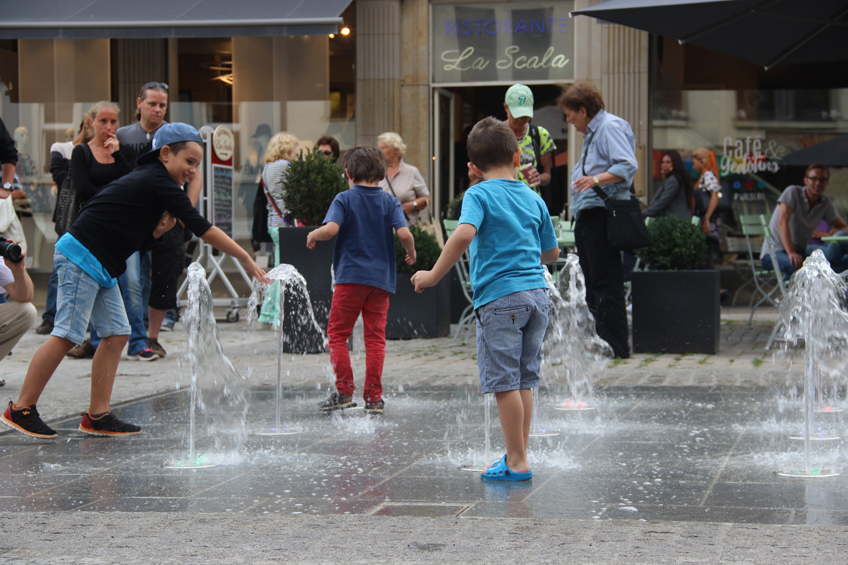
left=571, top=0, right=848, bottom=69
left=780, top=135, right=848, bottom=167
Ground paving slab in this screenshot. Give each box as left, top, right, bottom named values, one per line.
left=1, top=305, right=844, bottom=564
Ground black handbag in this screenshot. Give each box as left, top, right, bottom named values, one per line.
left=694, top=183, right=732, bottom=216
left=581, top=132, right=649, bottom=251
left=54, top=144, right=91, bottom=237
left=591, top=185, right=651, bottom=251
left=252, top=178, right=272, bottom=243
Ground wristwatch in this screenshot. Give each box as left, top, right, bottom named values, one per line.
left=412, top=200, right=418, bottom=209
left=592, top=176, right=600, bottom=187
left=1, top=182, right=11, bottom=191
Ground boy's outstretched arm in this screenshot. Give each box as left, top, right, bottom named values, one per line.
left=541, top=247, right=560, bottom=265
left=411, top=223, right=476, bottom=293
left=306, top=222, right=340, bottom=249
left=397, top=226, right=416, bottom=266
left=200, top=226, right=269, bottom=283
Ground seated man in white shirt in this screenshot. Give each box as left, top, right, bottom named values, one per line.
left=0, top=241, right=38, bottom=387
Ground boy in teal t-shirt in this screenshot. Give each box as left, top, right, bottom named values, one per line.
left=412, top=117, right=559, bottom=481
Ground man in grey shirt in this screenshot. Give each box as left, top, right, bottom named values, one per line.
left=762, top=163, right=847, bottom=277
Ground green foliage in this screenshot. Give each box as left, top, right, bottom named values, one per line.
left=282, top=149, right=347, bottom=226
left=395, top=224, right=442, bottom=273
left=635, top=215, right=707, bottom=271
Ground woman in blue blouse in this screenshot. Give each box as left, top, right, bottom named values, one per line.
left=561, top=82, right=638, bottom=359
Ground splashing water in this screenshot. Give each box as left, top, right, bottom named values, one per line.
left=175, top=262, right=251, bottom=466
left=778, top=250, right=848, bottom=476
left=248, top=264, right=329, bottom=433
left=247, top=264, right=328, bottom=347
left=542, top=256, right=612, bottom=407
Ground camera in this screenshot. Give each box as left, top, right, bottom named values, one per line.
left=0, top=241, right=23, bottom=263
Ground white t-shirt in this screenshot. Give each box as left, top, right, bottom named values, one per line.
left=0, top=257, right=14, bottom=289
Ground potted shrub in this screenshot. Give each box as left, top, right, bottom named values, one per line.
left=386, top=224, right=451, bottom=339
left=275, top=149, right=347, bottom=353
left=631, top=216, right=719, bottom=354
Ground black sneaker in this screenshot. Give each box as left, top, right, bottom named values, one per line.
left=1, top=401, right=57, bottom=439
left=127, top=348, right=159, bottom=362
left=79, top=411, right=142, bottom=436
left=318, top=392, right=357, bottom=412
left=364, top=400, right=385, bottom=414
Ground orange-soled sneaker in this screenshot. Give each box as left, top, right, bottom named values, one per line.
left=79, top=411, right=142, bottom=436
left=1, top=401, right=57, bottom=439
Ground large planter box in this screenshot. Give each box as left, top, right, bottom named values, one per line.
left=386, top=273, right=451, bottom=339
left=277, top=227, right=335, bottom=354
left=631, top=270, right=720, bottom=354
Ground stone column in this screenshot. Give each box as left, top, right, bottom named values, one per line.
left=356, top=0, right=402, bottom=145
left=400, top=0, right=431, bottom=188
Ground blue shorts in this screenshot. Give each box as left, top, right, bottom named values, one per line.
left=51, top=251, right=131, bottom=346
left=475, top=288, right=549, bottom=394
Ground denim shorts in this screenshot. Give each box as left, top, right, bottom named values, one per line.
left=51, top=251, right=131, bottom=345
left=475, top=288, right=549, bottom=394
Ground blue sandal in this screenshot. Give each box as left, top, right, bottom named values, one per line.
left=481, top=454, right=532, bottom=482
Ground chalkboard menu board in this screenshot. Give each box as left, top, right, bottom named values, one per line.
left=212, top=164, right=233, bottom=238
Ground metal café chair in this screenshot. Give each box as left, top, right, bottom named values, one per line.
left=739, top=214, right=788, bottom=348
left=443, top=219, right=475, bottom=344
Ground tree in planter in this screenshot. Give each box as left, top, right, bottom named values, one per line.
left=394, top=224, right=441, bottom=273
left=634, top=216, right=708, bottom=271
left=283, top=149, right=347, bottom=226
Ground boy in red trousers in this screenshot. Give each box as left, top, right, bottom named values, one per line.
left=308, top=145, right=416, bottom=414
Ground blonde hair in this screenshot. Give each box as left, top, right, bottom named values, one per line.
left=377, top=132, right=406, bottom=158
left=87, top=101, right=120, bottom=123
left=264, top=132, right=301, bottom=163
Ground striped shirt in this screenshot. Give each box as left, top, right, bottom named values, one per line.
left=262, top=159, right=291, bottom=229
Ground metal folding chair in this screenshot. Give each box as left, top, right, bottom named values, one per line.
left=443, top=220, right=475, bottom=344
left=739, top=214, right=787, bottom=348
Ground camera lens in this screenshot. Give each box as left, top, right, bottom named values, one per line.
left=0, top=241, right=23, bottom=263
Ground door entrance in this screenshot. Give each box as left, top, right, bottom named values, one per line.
left=430, top=84, right=570, bottom=224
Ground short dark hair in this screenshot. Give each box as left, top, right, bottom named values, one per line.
left=163, top=141, right=202, bottom=158
left=560, top=82, right=605, bottom=119
left=316, top=136, right=340, bottom=161
left=344, top=145, right=386, bottom=184
left=467, top=117, right=518, bottom=173
left=805, top=163, right=829, bottom=178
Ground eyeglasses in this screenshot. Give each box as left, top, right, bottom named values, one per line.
left=806, top=176, right=829, bottom=183
left=144, top=82, right=169, bottom=91
left=321, top=151, right=333, bottom=157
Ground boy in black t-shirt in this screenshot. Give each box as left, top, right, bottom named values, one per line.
left=1, top=123, right=267, bottom=439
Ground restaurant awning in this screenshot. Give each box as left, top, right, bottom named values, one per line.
left=571, top=0, right=848, bottom=69
left=0, top=0, right=353, bottom=39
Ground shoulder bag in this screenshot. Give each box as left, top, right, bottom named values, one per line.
left=694, top=183, right=732, bottom=216
left=55, top=143, right=91, bottom=237
left=583, top=134, right=650, bottom=251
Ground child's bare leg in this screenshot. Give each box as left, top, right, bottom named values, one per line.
left=494, top=389, right=532, bottom=473
left=89, top=334, right=129, bottom=414
left=520, top=388, right=533, bottom=450
left=16, top=336, right=76, bottom=407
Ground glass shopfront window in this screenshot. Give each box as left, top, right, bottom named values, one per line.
left=651, top=38, right=848, bottom=228
left=0, top=18, right=355, bottom=273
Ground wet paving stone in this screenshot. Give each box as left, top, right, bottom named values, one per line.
left=2, top=384, right=848, bottom=524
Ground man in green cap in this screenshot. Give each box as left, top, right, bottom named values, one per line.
left=488, top=84, right=556, bottom=190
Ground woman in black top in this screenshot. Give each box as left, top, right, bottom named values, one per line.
left=70, top=102, right=134, bottom=205
left=66, top=101, right=143, bottom=360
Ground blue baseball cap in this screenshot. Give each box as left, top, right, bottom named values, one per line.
left=137, top=122, right=204, bottom=165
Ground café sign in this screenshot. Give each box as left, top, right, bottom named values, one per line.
left=432, top=2, right=575, bottom=85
